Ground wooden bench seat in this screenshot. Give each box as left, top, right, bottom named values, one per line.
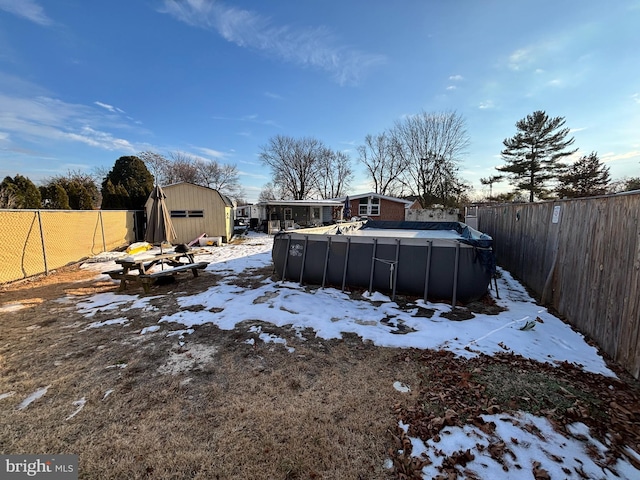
left=139, top=262, right=208, bottom=279
left=106, top=262, right=209, bottom=293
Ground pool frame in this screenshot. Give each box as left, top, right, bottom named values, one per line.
left=271, top=221, right=495, bottom=304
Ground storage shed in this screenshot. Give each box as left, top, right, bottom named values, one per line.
left=145, top=182, right=234, bottom=244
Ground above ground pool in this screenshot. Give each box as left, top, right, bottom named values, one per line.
left=271, top=220, right=496, bottom=304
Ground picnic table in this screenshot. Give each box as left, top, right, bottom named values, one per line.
left=106, top=251, right=209, bottom=293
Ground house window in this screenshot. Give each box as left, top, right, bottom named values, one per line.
left=170, top=210, right=204, bottom=218
left=311, top=207, right=320, bottom=220
left=370, top=198, right=380, bottom=215
left=358, top=197, right=380, bottom=216
left=284, top=208, right=293, bottom=221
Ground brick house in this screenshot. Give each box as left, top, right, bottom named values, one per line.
left=337, top=192, right=417, bottom=221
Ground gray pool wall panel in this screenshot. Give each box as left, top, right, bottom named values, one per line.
left=272, top=227, right=493, bottom=302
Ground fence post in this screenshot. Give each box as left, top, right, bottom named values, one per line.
left=99, top=211, right=107, bottom=252
left=37, top=210, right=49, bottom=276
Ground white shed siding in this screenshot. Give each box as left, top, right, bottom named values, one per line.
left=147, top=183, right=232, bottom=244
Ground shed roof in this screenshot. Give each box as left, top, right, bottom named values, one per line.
left=160, top=182, right=234, bottom=207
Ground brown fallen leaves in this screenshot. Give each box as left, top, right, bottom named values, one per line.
left=391, top=349, right=640, bottom=479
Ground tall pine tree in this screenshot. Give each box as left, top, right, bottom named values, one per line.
left=101, top=156, right=154, bottom=209
left=556, top=152, right=610, bottom=198
left=0, top=175, right=41, bottom=208
left=498, top=111, right=577, bottom=202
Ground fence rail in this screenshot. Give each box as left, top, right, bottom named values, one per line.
left=0, top=210, right=139, bottom=284
left=478, top=193, right=640, bottom=379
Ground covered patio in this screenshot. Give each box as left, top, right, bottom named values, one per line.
left=254, top=199, right=344, bottom=232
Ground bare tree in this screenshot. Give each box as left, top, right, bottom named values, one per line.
left=391, top=111, right=470, bottom=207
left=139, top=151, right=170, bottom=185
left=316, top=149, right=353, bottom=199
left=357, top=132, right=406, bottom=196
left=260, top=135, right=325, bottom=200
left=196, top=159, right=243, bottom=199
left=258, top=182, right=279, bottom=202
left=166, top=152, right=200, bottom=184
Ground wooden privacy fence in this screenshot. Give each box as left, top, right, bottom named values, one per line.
left=0, top=210, right=140, bottom=284
left=478, top=193, right=640, bottom=379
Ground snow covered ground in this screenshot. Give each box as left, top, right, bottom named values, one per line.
left=76, top=232, right=637, bottom=479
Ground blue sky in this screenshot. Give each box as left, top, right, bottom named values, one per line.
left=1, top=0, right=639, bottom=203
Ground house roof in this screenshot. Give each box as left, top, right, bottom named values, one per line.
left=333, top=192, right=414, bottom=206
left=256, top=199, right=344, bottom=207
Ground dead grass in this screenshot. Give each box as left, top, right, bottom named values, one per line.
left=1, top=265, right=639, bottom=479
left=475, top=363, right=603, bottom=418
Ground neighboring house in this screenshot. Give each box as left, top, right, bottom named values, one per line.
left=336, top=192, right=416, bottom=222
left=234, top=205, right=255, bottom=220
left=254, top=199, right=344, bottom=232
left=145, top=182, right=234, bottom=244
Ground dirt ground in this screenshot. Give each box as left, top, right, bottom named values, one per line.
left=1, top=265, right=639, bottom=479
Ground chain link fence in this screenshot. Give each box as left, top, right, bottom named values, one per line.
left=0, top=210, right=140, bottom=284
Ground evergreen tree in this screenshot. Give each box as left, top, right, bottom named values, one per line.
left=556, top=152, right=611, bottom=198
left=498, top=111, right=577, bottom=202
left=39, top=184, right=70, bottom=209
left=101, top=156, right=154, bottom=209
left=41, top=173, right=100, bottom=210
left=0, top=175, right=41, bottom=208
left=624, top=177, right=640, bottom=192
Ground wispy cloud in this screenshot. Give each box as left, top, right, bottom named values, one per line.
left=632, top=93, right=640, bottom=105
left=94, top=101, right=125, bottom=114
left=264, top=91, right=283, bottom=100
left=160, top=0, right=386, bottom=86
left=238, top=169, right=270, bottom=181
left=601, top=150, right=640, bottom=163
left=195, top=146, right=227, bottom=159
left=213, top=113, right=283, bottom=130
left=478, top=100, right=495, bottom=110
left=449, top=75, right=463, bottom=81
left=0, top=94, right=137, bottom=152
left=64, top=127, right=134, bottom=151
left=0, top=0, right=52, bottom=26
left=508, top=48, right=534, bottom=71
left=446, top=85, right=457, bottom=91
